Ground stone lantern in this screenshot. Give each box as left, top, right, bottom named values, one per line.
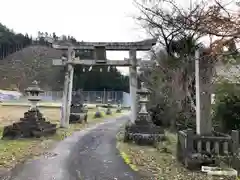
left=116, top=100, right=122, bottom=113
left=137, top=82, right=150, bottom=115
left=25, top=81, right=44, bottom=110
left=105, top=99, right=112, bottom=115
left=124, top=81, right=164, bottom=145
left=2, top=81, right=57, bottom=139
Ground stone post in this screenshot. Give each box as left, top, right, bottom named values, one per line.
left=184, top=129, right=194, bottom=168
left=129, top=49, right=138, bottom=123
left=195, top=50, right=212, bottom=135
left=185, top=129, right=194, bottom=152
left=231, top=130, right=239, bottom=155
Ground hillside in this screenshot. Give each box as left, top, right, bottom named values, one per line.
left=0, top=22, right=129, bottom=92
left=0, top=45, right=65, bottom=91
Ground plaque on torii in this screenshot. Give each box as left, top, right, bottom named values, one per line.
left=52, top=38, right=157, bottom=128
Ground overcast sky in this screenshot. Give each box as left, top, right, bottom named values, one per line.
left=2, top=0, right=234, bottom=75
left=0, top=0, right=147, bottom=40
left=0, top=0, right=152, bottom=74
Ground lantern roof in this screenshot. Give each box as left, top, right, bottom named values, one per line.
left=25, top=81, right=44, bottom=93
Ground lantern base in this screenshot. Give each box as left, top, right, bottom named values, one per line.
left=2, top=109, right=57, bottom=139
left=124, top=113, right=165, bottom=145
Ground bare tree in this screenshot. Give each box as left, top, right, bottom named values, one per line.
left=135, top=0, right=240, bottom=129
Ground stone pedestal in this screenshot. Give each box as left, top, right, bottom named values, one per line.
left=2, top=109, right=57, bottom=139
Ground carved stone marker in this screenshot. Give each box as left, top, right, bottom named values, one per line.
left=69, top=89, right=88, bottom=124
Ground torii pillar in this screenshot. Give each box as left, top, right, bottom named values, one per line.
left=129, top=49, right=138, bottom=123
left=61, top=47, right=75, bottom=128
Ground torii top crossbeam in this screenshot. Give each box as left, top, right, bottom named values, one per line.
left=52, top=38, right=158, bottom=67
left=52, top=38, right=158, bottom=51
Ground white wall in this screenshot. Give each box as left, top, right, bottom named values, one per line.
left=0, top=89, right=22, bottom=100
left=122, top=92, right=131, bottom=107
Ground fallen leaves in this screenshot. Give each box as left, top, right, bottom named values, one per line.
left=117, top=130, right=209, bottom=180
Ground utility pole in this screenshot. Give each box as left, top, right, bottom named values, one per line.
left=195, top=50, right=201, bottom=134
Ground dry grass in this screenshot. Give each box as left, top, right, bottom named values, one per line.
left=0, top=105, right=125, bottom=173
left=0, top=106, right=61, bottom=126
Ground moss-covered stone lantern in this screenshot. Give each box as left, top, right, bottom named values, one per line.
left=105, top=99, right=112, bottom=115
left=25, top=80, right=44, bottom=110
left=116, top=100, right=122, bottom=113
left=123, top=81, right=164, bottom=146
left=2, top=81, right=57, bottom=139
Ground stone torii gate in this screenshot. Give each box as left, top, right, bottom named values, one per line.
left=52, top=39, right=157, bottom=128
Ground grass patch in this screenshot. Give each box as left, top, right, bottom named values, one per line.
left=116, top=127, right=209, bottom=180
left=0, top=106, right=127, bottom=171
left=51, top=110, right=124, bottom=141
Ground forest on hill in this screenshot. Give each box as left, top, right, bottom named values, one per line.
left=0, top=23, right=129, bottom=92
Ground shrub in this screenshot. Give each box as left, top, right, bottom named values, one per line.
left=213, top=80, right=240, bottom=132
left=94, top=111, right=103, bottom=118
